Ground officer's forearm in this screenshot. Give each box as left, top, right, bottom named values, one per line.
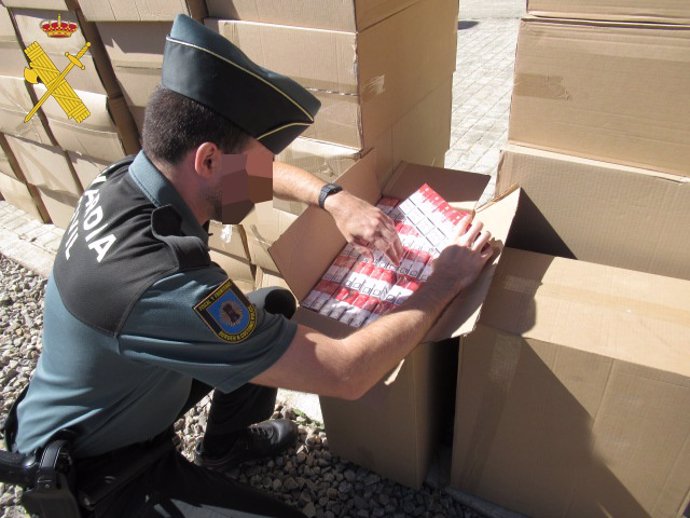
left=253, top=278, right=458, bottom=400
left=272, top=161, right=325, bottom=206
left=335, top=278, right=457, bottom=399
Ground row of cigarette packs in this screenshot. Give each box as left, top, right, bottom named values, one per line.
left=302, top=184, right=468, bottom=328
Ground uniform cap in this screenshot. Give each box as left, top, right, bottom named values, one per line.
left=162, top=14, right=320, bottom=154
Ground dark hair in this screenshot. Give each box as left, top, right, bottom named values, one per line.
left=142, top=86, right=250, bottom=165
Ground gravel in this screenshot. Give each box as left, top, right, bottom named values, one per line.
left=0, top=253, right=481, bottom=518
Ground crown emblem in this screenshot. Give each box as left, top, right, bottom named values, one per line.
left=40, top=14, right=78, bottom=38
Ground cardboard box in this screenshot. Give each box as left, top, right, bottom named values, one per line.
left=527, top=0, right=690, bottom=25
left=209, top=249, right=255, bottom=293
left=272, top=138, right=362, bottom=215
left=11, top=8, right=120, bottom=97
left=79, top=0, right=205, bottom=22
left=1, top=0, right=70, bottom=9
left=0, top=168, right=43, bottom=220
left=208, top=220, right=250, bottom=261
left=35, top=184, right=77, bottom=228
left=509, top=17, right=690, bottom=177
left=0, top=140, right=14, bottom=179
left=67, top=151, right=109, bottom=190
left=370, top=77, right=451, bottom=183
left=255, top=266, right=292, bottom=293
left=96, top=21, right=170, bottom=114
left=451, top=247, right=690, bottom=518
left=497, top=144, right=690, bottom=281
left=32, top=84, right=139, bottom=161
left=5, top=134, right=81, bottom=203
left=0, top=4, right=30, bottom=78
left=273, top=74, right=452, bottom=216
left=269, top=151, right=520, bottom=487
left=241, top=202, right=298, bottom=271
left=207, top=0, right=457, bottom=148
left=205, top=0, right=422, bottom=32
left=0, top=75, right=53, bottom=145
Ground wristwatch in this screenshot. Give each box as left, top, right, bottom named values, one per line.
left=318, top=182, right=343, bottom=209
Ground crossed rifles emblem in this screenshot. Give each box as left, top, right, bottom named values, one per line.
left=23, top=15, right=91, bottom=124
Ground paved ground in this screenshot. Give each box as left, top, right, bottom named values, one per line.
left=0, top=0, right=524, bottom=425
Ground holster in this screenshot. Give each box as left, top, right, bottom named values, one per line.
left=0, top=435, right=80, bottom=518
left=1, top=386, right=79, bottom=517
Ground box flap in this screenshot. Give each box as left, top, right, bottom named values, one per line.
left=497, top=144, right=690, bottom=280
left=481, top=248, right=690, bottom=378
left=425, top=188, right=520, bottom=341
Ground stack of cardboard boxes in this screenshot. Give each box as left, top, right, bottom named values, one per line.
left=0, top=0, right=139, bottom=228
left=204, top=0, right=458, bottom=289
left=450, top=2, right=690, bottom=517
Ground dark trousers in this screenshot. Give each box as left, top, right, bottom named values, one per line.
left=76, top=287, right=303, bottom=517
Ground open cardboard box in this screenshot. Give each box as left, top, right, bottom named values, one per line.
left=451, top=247, right=690, bottom=518
left=497, top=144, right=690, bottom=280
left=269, top=151, right=520, bottom=487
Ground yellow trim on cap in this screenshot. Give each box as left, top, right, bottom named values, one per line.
left=166, top=36, right=315, bottom=123
left=257, top=121, right=311, bottom=141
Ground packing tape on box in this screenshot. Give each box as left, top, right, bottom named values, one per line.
left=501, top=275, right=690, bottom=327
left=513, top=73, right=570, bottom=101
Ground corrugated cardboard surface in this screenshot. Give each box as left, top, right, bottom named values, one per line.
left=96, top=21, right=170, bottom=110
left=0, top=75, right=53, bottom=144
left=509, top=17, right=690, bottom=177
left=209, top=250, right=255, bottom=293
left=241, top=201, right=298, bottom=271
left=11, top=8, right=121, bottom=98
left=2, top=0, right=70, bottom=9
left=528, top=0, right=690, bottom=25
left=451, top=247, right=690, bottom=518
left=67, top=151, right=108, bottom=190
left=255, top=266, right=291, bottom=293
left=32, top=85, right=136, bottom=162
left=79, top=0, right=205, bottom=22
left=497, top=145, right=690, bottom=280
left=208, top=220, right=250, bottom=261
left=0, top=171, right=42, bottom=220
left=208, top=0, right=457, bottom=149
left=35, top=184, right=75, bottom=228
left=0, top=4, right=29, bottom=77
left=273, top=138, right=362, bottom=216
left=205, top=0, right=422, bottom=32
left=0, top=140, right=14, bottom=179
left=370, top=77, right=452, bottom=184
left=269, top=151, right=520, bottom=487
left=5, top=135, right=81, bottom=202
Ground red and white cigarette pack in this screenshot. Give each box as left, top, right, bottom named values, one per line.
left=302, top=184, right=469, bottom=328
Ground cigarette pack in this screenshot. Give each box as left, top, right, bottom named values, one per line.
left=302, top=184, right=468, bottom=328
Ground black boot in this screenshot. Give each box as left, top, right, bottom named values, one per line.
left=194, top=419, right=298, bottom=471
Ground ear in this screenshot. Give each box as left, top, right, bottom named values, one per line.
left=193, top=142, right=222, bottom=180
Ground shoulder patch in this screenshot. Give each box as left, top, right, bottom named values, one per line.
left=194, top=279, right=257, bottom=343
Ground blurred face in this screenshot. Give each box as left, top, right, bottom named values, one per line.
left=211, top=139, right=274, bottom=224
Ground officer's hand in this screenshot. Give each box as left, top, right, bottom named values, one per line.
left=428, top=214, right=494, bottom=294
left=323, top=191, right=404, bottom=265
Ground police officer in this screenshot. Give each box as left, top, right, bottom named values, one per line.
left=10, top=15, right=493, bottom=517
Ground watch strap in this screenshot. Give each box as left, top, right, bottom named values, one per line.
left=318, top=183, right=343, bottom=209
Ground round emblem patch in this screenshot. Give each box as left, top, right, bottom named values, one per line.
left=194, top=279, right=257, bottom=343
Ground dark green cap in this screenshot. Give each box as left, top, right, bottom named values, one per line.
left=162, top=14, right=320, bottom=154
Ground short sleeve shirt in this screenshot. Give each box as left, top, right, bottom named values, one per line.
left=15, top=152, right=296, bottom=457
